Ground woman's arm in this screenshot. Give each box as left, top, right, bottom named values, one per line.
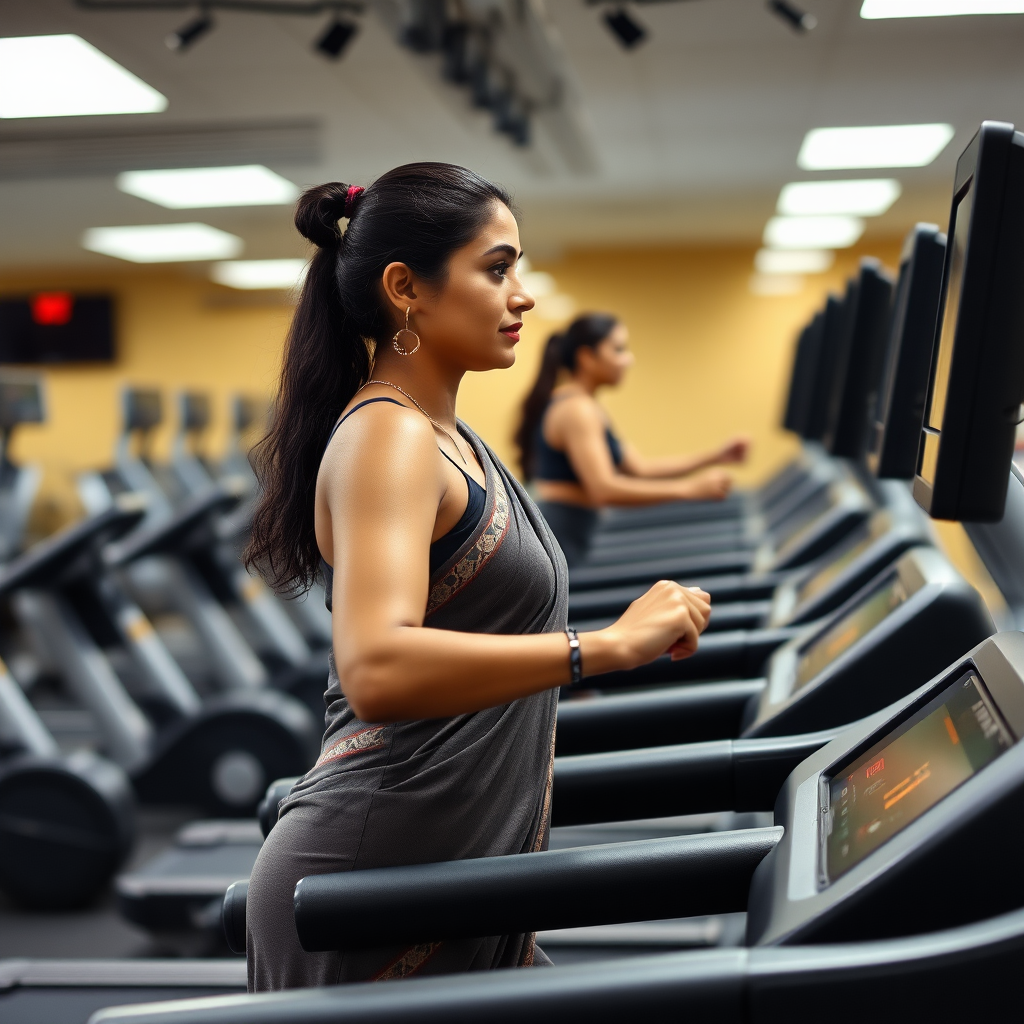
left=317, top=403, right=711, bottom=723
left=551, top=397, right=732, bottom=506
left=618, top=436, right=751, bottom=479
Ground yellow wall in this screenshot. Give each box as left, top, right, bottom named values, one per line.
left=460, top=237, right=905, bottom=480
left=1, top=237, right=905, bottom=533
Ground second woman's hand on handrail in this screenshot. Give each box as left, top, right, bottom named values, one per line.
left=580, top=581, right=711, bottom=674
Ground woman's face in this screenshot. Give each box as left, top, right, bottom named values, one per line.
left=410, top=202, right=535, bottom=373
left=584, top=323, right=634, bottom=386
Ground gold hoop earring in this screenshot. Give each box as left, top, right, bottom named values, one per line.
left=392, top=306, right=421, bottom=356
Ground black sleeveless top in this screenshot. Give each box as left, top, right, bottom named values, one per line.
left=534, top=398, right=624, bottom=484
left=326, top=397, right=486, bottom=576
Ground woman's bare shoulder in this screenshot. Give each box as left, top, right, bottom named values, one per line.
left=320, top=399, right=440, bottom=496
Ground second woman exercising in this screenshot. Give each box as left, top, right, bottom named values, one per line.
left=515, top=313, right=751, bottom=567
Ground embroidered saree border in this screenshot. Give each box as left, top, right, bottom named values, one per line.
left=315, top=724, right=387, bottom=769
left=426, top=472, right=511, bottom=616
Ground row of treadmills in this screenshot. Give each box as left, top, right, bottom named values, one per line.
left=3, top=119, right=1024, bottom=1022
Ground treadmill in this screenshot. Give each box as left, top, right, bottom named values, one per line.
left=570, top=238, right=944, bottom=633
left=45, top=119, right=1024, bottom=1024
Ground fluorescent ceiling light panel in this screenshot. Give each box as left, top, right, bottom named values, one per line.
left=755, top=249, right=835, bottom=274
left=0, top=34, right=167, bottom=118
left=212, top=259, right=308, bottom=290
left=764, top=216, right=864, bottom=250
left=798, top=124, right=954, bottom=170
left=862, top=1, right=1024, bottom=16
left=777, top=179, right=901, bottom=217
left=118, top=165, right=299, bottom=209
left=83, top=223, right=243, bottom=263
left=750, top=274, right=804, bottom=297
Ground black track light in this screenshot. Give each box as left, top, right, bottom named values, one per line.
left=767, top=0, right=817, bottom=33
left=315, top=17, right=358, bottom=59
left=166, top=11, right=214, bottom=52
left=604, top=8, right=646, bottom=49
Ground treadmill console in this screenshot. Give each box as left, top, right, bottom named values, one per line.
left=124, top=388, right=162, bottom=433
left=792, top=512, right=892, bottom=607
left=823, top=668, right=1012, bottom=882
left=0, top=373, right=44, bottom=431
left=793, top=570, right=910, bottom=690
left=744, top=547, right=993, bottom=738
left=747, top=632, right=1024, bottom=947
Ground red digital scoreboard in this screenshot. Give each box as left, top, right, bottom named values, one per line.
left=0, top=293, right=114, bottom=363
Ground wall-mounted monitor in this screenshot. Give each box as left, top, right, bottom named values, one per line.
left=0, top=293, right=114, bottom=364
left=804, top=295, right=846, bottom=443
left=914, top=121, right=1024, bottom=521
left=783, top=317, right=822, bottom=438
left=868, top=224, right=946, bottom=480
left=823, top=260, right=894, bottom=460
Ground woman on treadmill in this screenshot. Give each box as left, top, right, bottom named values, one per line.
left=514, top=314, right=751, bottom=567
left=243, top=163, right=712, bottom=990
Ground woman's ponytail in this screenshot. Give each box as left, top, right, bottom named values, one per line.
left=514, top=331, right=565, bottom=481
left=245, top=164, right=514, bottom=592
left=246, top=184, right=369, bottom=591
left=513, top=313, right=619, bottom=481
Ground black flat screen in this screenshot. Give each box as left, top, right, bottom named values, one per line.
left=825, top=670, right=1012, bottom=882
left=0, top=295, right=114, bottom=364
left=920, top=183, right=973, bottom=486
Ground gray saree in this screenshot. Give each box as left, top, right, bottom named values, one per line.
left=246, top=422, right=568, bottom=990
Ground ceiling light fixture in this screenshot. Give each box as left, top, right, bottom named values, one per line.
left=604, top=8, right=647, bottom=48
left=166, top=11, right=215, bottom=52
left=315, top=16, right=359, bottom=59
left=755, top=249, right=835, bottom=274
left=767, top=0, right=818, bottom=32
left=777, top=178, right=901, bottom=216
left=764, top=215, right=864, bottom=249
left=0, top=34, right=167, bottom=119
left=750, top=273, right=804, bottom=296
left=117, top=165, right=299, bottom=209
left=83, top=223, right=243, bottom=263
left=211, top=259, right=308, bottom=290
left=798, top=124, right=954, bottom=169
left=862, top=0, right=1024, bottom=16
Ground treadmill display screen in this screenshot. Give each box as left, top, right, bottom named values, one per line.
left=926, top=182, right=973, bottom=435
left=825, top=670, right=1012, bottom=882
left=794, top=574, right=908, bottom=690
left=795, top=515, right=889, bottom=606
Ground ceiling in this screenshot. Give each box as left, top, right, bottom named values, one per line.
left=2, top=0, right=1024, bottom=270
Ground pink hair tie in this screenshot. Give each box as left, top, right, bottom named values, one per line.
left=344, top=185, right=364, bottom=218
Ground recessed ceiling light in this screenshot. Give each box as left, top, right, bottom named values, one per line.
left=83, top=224, right=243, bottom=263
left=777, top=179, right=901, bottom=217
left=117, top=165, right=299, bottom=209
left=211, top=259, right=308, bottom=290
left=798, top=124, right=954, bottom=170
left=862, top=0, right=1024, bottom=16
left=764, top=216, right=865, bottom=250
left=0, top=34, right=167, bottom=119
left=755, top=249, right=835, bottom=274
left=749, top=274, right=804, bottom=297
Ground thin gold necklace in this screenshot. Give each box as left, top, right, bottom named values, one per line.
left=361, top=379, right=468, bottom=465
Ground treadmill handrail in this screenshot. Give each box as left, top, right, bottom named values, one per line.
left=88, top=904, right=1024, bottom=1023
left=292, top=827, right=783, bottom=953
left=552, top=729, right=836, bottom=825
left=105, top=485, right=242, bottom=566
left=0, top=498, right=146, bottom=596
